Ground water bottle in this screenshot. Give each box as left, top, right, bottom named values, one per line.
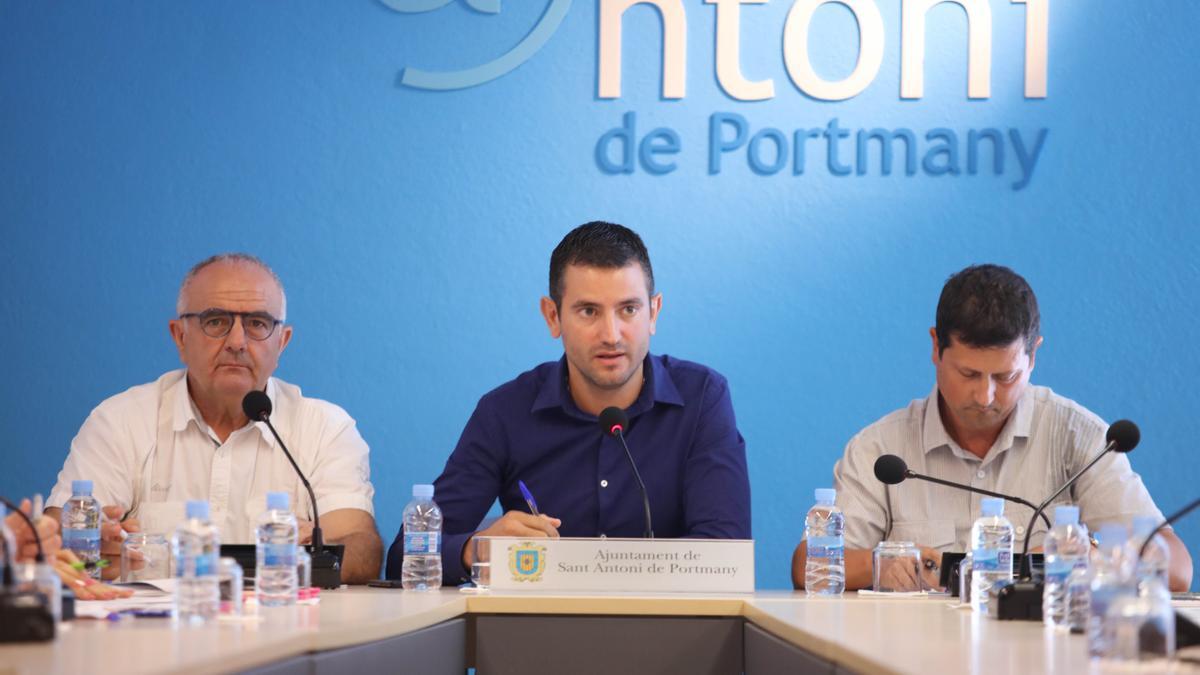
left=401, top=484, right=443, bottom=591
left=1129, top=516, right=1169, bottom=586
left=1043, top=505, right=1090, bottom=629
left=173, top=500, right=220, bottom=625
left=1105, top=574, right=1175, bottom=661
left=1088, top=524, right=1134, bottom=658
left=804, top=488, right=845, bottom=596
left=61, top=480, right=102, bottom=579
left=255, top=491, right=299, bottom=607
left=969, top=497, right=1013, bottom=614
left=1066, top=559, right=1094, bottom=634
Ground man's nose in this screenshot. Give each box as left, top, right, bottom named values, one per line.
left=224, top=316, right=248, bottom=350
left=599, top=311, right=621, bottom=344
left=973, top=379, right=996, bottom=407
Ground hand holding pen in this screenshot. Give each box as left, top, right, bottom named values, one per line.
left=461, top=480, right=562, bottom=570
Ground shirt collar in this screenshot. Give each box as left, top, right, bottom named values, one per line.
left=530, top=354, right=685, bottom=417
left=172, top=372, right=278, bottom=446
left=921, top=384, right=1034, bottom=456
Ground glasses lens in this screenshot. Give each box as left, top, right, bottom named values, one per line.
left=243, top=313, right=277, bottom=340
left=197, top=310, right=234, bottom=338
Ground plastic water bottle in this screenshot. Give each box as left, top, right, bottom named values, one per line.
left=1088, top=524, right=1134, bottom=658
left=969, top=497, right=1013, bottom=614
left=61, top=480, right=102, bottom=580
left=1105, top=574, right=1176, bottom=661
left=804, top=488, right=845, bottom=596
left=1043, top=505, right=1090, bottom=629
left=256, top=491, right=299, bottom=607
left=1129, top=516, right=1169, bottom=586
left=401, top=484, right=443, bottom=591
left=173, top=500, right=220, bottom=624
left=1066, top=555, right=1094, bottom=634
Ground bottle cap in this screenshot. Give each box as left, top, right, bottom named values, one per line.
left=185, top=500, right=210, bottom=520
left=1096, top=523, right=1128, bottom=549
left=814, top=488, right=836, bottom=504
left=266, top=492, right=289, bottom=511
left=1131, top=516, right=1160, bottom=537
left=1053, top=505, right=1080, bottom=526
left=413, top=484, right=435, bottom=499
left=980, top=498, right=1004, bottom=517
left=71, top=479, right=93, bottom=496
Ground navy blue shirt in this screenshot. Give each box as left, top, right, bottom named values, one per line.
left=385, top=354, right=752, bottom=584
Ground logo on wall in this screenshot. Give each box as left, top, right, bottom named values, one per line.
left=380, top=0, right=572, bottom=91
left=508, top=541, right=547, bottom=582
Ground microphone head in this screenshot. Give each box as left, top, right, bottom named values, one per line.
left=598, top=406, right=629, bottom=437
left=241, top=390, right=273, bottom=421
left=1106, top=419, right=1140, bottom=453
left=873, top=454, right=909, bottom=485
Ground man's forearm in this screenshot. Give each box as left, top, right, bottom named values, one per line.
left=1162, top=529, right=1193, bottom=592
left=330, top=530, right=383, bottom=584
left=792, top=541, right=873, bottom=590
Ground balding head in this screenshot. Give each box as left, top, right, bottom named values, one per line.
left=176, top=253, right=287, bottom=320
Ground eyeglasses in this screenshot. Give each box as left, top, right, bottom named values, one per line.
left=178, top=308, right=283, bottom=341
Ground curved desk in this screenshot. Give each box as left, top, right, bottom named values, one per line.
left=2, top=590, right=1197, bottom=674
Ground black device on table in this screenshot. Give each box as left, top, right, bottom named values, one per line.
left=221, top=544, right=345, bottom=588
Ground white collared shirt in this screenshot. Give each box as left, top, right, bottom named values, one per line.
left=48, top=370, right=374, bottom=543
left=833, top=385, right=1165, bottom=552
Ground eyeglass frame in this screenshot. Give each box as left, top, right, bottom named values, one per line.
left=177, top=308, right=285, bottom=341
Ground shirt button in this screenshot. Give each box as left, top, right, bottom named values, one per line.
left=600, top=479, right=608, bottom=488
left=1016, top=526, right=1026, bottom=535
left=976, top=470, right=986, bottom=479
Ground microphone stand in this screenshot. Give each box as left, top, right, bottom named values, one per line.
left=613, top=428, right=654, bottom=539
left=904, top=470, right=1052, bottom=531
left=992, top=438, right=1121, bottom=621
left=255, top=415, right=342, bottom=589
left=0, top=498, right=54, bottom=642
left=1018, top=439, right=1116, bottom=580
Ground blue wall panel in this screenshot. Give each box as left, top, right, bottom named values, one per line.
left=1, top=1, right=1196, bottom=589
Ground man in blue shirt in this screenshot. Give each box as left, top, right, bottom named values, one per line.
left=386, top=222, right=751, bottom=584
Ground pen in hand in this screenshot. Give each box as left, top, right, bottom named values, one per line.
left=517, top=480, right=540, bottom=517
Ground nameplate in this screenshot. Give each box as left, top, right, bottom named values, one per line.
left=483, top=537, right=754, bottom=593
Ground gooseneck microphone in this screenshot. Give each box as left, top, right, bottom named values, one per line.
left=1016, top=419, right=1140, bottom=579
left=987, top=420, right=1141, bottom=622
left=599, top=406, right=653, bottom=539
left=0, top=497, right=54, bottom=642
left=872, top=454, right=1052, bottom=530
left=0, top=498, right=45, bottom=564
left=1138, top=496, right=1200, bottom=559
left=242, top=390, right=341, bottom=589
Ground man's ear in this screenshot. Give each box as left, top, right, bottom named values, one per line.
left=540, top=296, right=562, bottom=339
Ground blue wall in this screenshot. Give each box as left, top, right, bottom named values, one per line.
left=1, top=1, right=1196, bottom=589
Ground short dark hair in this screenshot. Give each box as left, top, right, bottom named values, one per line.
left=548, top=221, right=655, bottom=305
left=935, top=264, right=1040, bottom=356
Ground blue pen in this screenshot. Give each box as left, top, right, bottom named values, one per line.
left=517, top=480, right=540, bottom=516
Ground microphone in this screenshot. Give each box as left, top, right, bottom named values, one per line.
left=242, top=390, right=341, bottom=589
left=1016, top=419, right=1140, bottom=579
left=1138, top=496, right=1200, bottom=559
left=0, top=498, right=45, bottom=564
left=1137, top=496, right=1200, bottom=649
left=990, top=419, right=1141, bottom=621
left=873, top=454, right=1051, bottom=530
left=0, top=500, right=54, bottom=642
left=599, top=407, right=653, bottom=539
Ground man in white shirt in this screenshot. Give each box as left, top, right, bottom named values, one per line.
left=792, top=264, right=1192, bottom=592
left=45, top=254, right=382, bottom=583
